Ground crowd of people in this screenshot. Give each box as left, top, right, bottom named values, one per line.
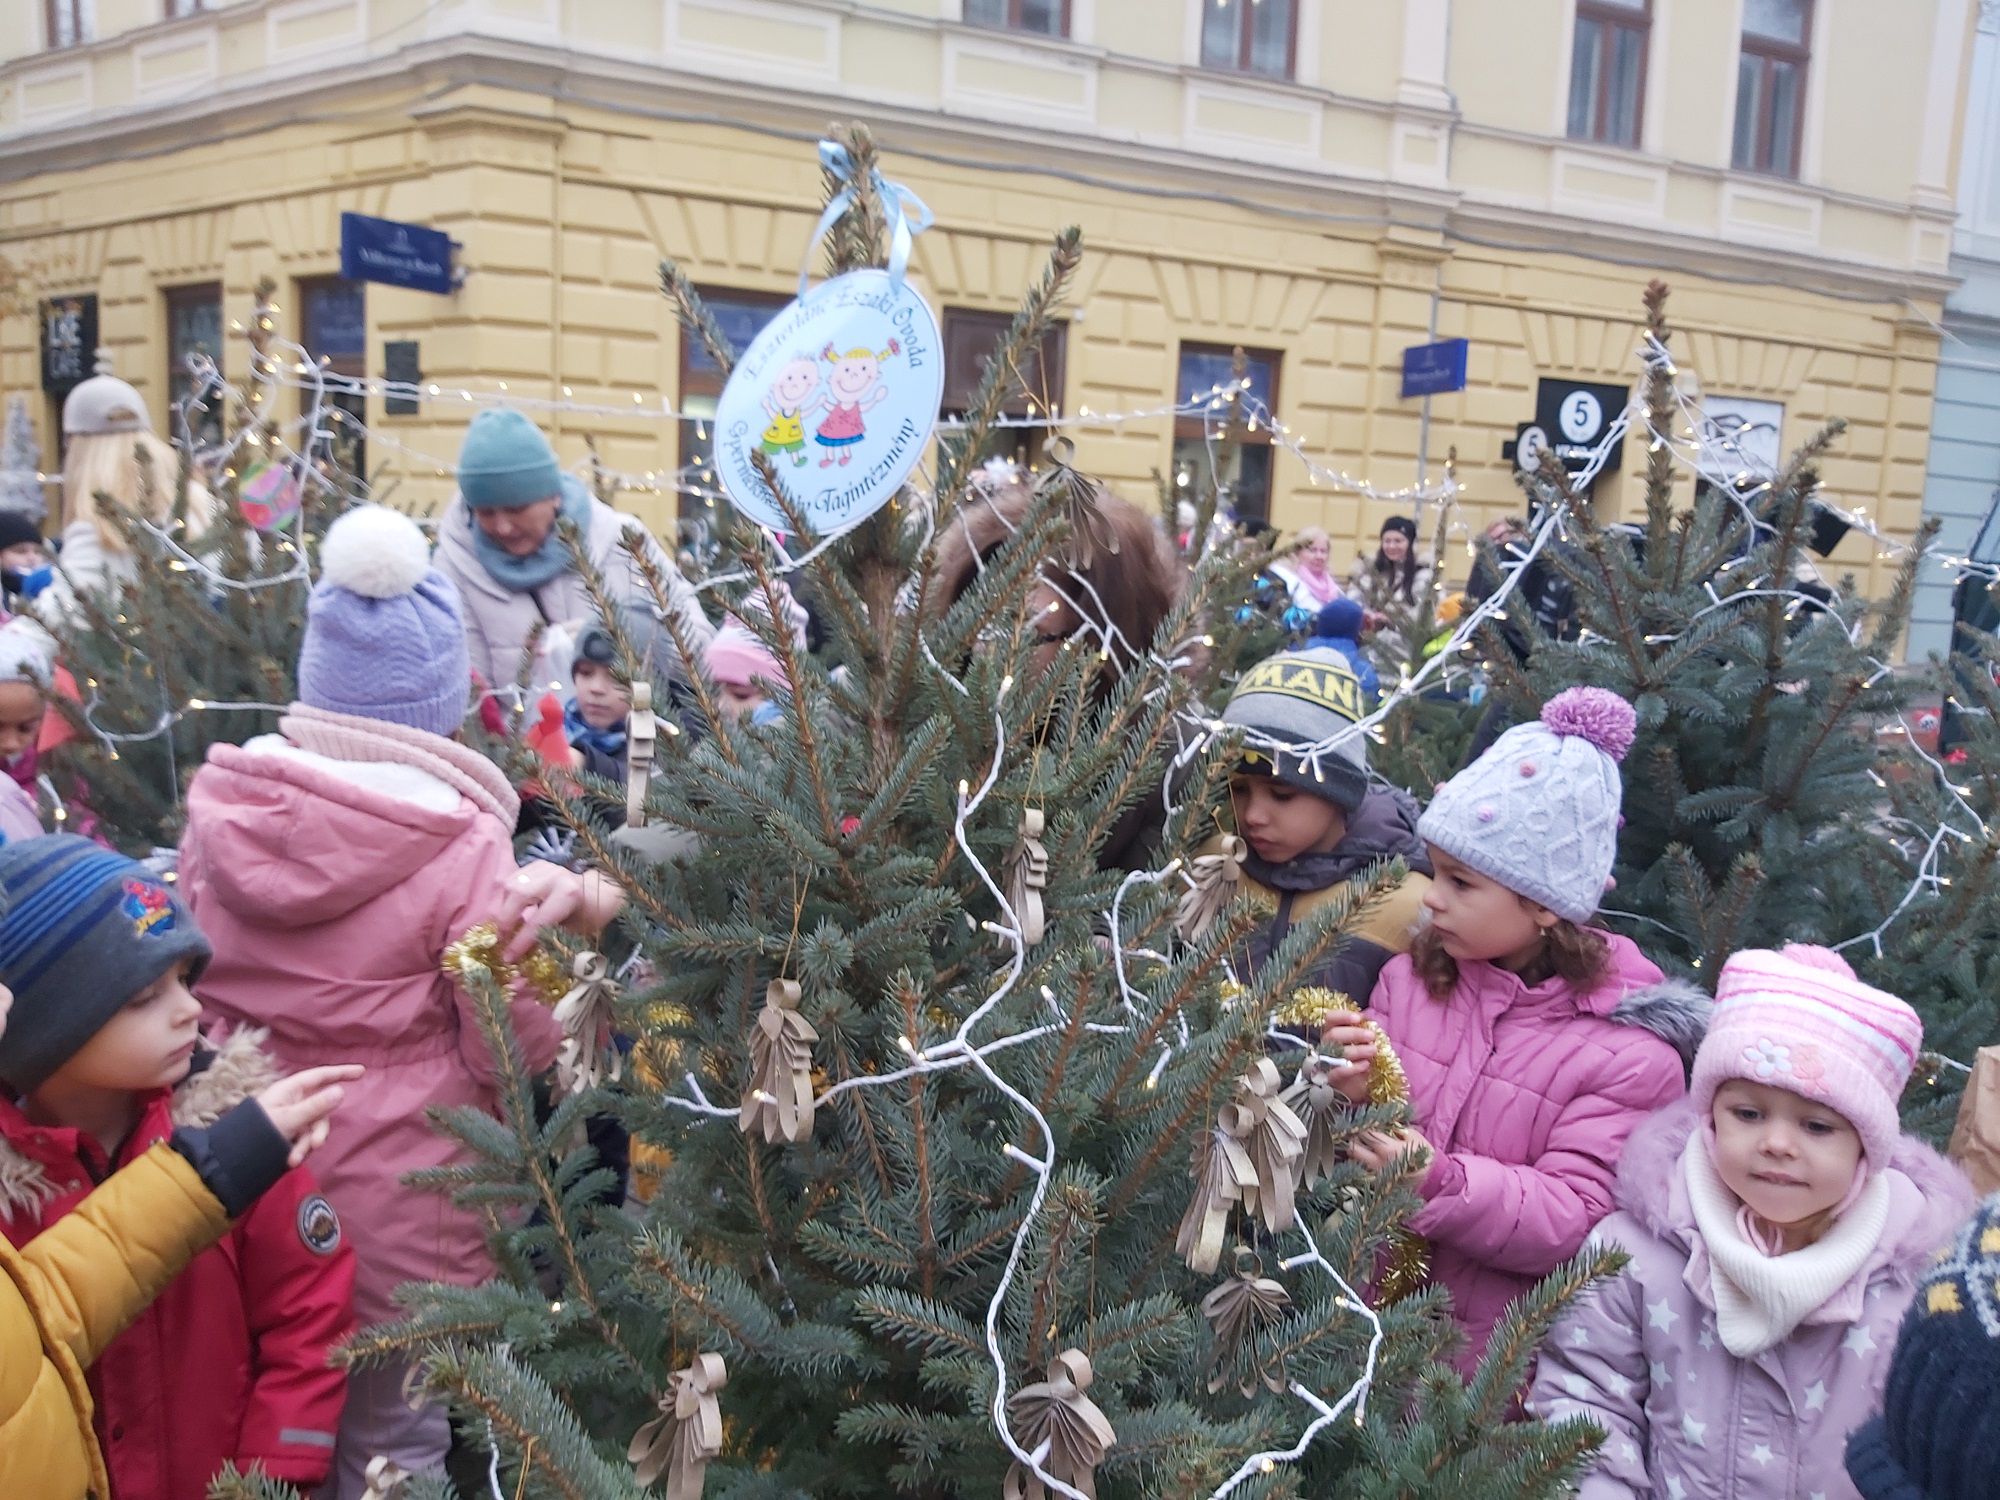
left=0, top=361, right=1991, bottom=1500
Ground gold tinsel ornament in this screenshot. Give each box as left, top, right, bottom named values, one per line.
left=629, top=1352, right=726, bottom=1499
left=440, top=924, right=570, bottom=1005
left=738, top=978, right=819, bottom=1145
left=1003, top=1350, right=1117, bottom=1500
left=1201, top=1248, right=1294, bottom=1396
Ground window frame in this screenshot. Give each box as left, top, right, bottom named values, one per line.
left=296, top=274, right=369, bottom=481
left=1172, top=341, right=1282, bottom=524
left=963, top=0, right=1071, bottom=39
left=1197, top=0, right=1298, bottom=82
left=939, top=306, right=1070, bottom=470
left=163, top=281, right=224, bottom=448
left=44, top=0, right=88, bottom=48
left=1567, top=0, right=1652, bottom=149
left=674, top=286, right=789, bottom=530
left=165, top=0, right=205, bottom=17
left=1733, top=0, right=1813, bottom=178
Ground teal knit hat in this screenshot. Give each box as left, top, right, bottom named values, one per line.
left=456, top=409, right=564, bottom=510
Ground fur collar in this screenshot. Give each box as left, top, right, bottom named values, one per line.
left=0, top=1028, right=280, bottom=1220
left=1609, top=978, right=1712, bottom=1072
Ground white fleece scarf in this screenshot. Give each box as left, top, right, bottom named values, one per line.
left=1681, top=1135, right=1890, bottom=1357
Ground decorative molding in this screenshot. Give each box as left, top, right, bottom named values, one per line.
left=132, top=21, right=221, bottom=101
left=1552, top=146, right=1669, bottom=220
left=266, top=0, right=368, bottom=67
left=1181, top=76, right=1323, bottom=165
left=940, top=31, right=1097, bottom=130
left=1720, top=178, right=1823, bottom=247
left=15, top=58, right=93, bottom=128
left=664, top=0, right=839, bottom=85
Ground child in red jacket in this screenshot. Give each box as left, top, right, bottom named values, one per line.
left=0, top=835, right=355, bottom=1499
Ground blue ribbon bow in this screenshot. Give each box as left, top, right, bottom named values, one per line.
left=801, top=140, right=934, bottom=296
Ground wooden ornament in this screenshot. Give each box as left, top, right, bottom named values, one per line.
left=629, top=1352, right=727, bottom=1498
left=1201, top=1250, right=1294, bottom=1397
left=552, top=950, right=622, bottom=1096
left=1003, top=1349, right=1117, bottom=1500
left=1175, top=1117, right=1259, bottom=1275
left=1281, top=1051, right=1350, bottom=1189
left=738, top=979, right=819, bottom=1144
left=626, top=679, right=657, bottom=828
left=360, top=1457, right=410, bottom=1499
left=1004, top=808, right=1051, bottom=946
left=1225, top=1057, right=1308, bottom=1236
left=1175, top=835, right=1246, bottom=944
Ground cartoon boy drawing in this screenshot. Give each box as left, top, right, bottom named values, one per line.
left=760, top=356, right=821, bottom=469
left=815, top=339, right=901, bottom=468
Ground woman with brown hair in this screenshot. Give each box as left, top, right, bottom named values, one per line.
left=930, top=468, right=1184, bottom=869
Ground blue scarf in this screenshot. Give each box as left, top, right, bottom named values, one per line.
left=563, top=697, right=627, bottom=760
left=470, top=475, right=592, bottom=593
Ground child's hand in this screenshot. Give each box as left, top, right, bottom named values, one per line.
left=256, top=1065, right=364, bottom=1168
left=495, top=863, right=585, bottom=959
left=1317, top=1009, right=1377, bottom=1104
left=1350, top=1126, right=1432, bottom=1175
left=0, top=981, right=11, bottom=1041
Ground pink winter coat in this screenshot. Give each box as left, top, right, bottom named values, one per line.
left=1368, top=934, right=1704, bottom=1376
left=179, top=729, right=561, bottom=1328
left=1528, top=1102, right=1973, bottom=1500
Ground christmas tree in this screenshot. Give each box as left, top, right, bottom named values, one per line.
left=352, top=126, right=1616, bottom=1499
left=0, top=395, right=45, bottom=522
left=1409, top=280, right=1997, bottom=1138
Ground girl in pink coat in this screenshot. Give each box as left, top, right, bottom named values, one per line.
left=178, top=506, right=619, bottom=1499
left=1529, top=945, right=1973, bottom=1500
left=1321, top=688, right=1705, bottom=1375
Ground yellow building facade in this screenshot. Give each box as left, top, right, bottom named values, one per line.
left=0, top=0, right=1977, bottom=606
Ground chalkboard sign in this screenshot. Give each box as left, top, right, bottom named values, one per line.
left=41, top=294, right=98, bottom=395
left=383, top=340, right=421, bottom=416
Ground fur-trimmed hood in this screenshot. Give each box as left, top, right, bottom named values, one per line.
left=1613, top=1097, right=1975, bottom=1283
left=1609, top=977, right=1712, bottom=1073
left=0, top=1028, right=280, bottom=1222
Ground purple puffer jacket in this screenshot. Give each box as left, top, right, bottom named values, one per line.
left=1368, top=934, right=1707, bottom=1376
left=1528, top=1102, right=1973, bottom=1500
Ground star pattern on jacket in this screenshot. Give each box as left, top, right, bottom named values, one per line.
left=1843, top=1324, right=1877, bottom=1357
left=1681, top=1414, right=1707, bottom=1448
left=1649, top=1359, right=1672, bottom=1387
left=1750, top=1444, right=1774, bottom=1467
left=1648, top=1298, right=1679, bottom=1332
left=1804, top=1380, right=1828, bottom=1411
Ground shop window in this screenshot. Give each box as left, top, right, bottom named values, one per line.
left=964, top=0, right=1069, bottom=37
left=1733, top=0, right=1811, bottom=177
left=1172, top=343, right=1281, bottom=525
left=164, top=283, right=224, bottom=449
left=45, top=0, right=90, bottom=47
left=1567, top=0, right=1650, bottom=148
left=298, top=276, right=367, bottom=482
left=939, top=308, right=1067, bottom=472
left=1199, top=0, right=1296, bottom=81
left=677, top=289, right=786, bottom=533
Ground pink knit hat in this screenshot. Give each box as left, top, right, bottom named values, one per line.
left=1692, top=944, right=1922, bottom=1171
left=704, top=618, right=782, bottom=690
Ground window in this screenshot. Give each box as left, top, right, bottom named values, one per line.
left=676, top=289, right=786, bottom=534
left=44, top=0, right=89, bottom=47
left=1733, top=0, right=1811, bottom=177
left=165, top=0, right=205, bottom=15
left=298, top=276, right=367, bottom=483
left=164, top=283, right=224, bottom=450
left=965, top=0, right=1068, bottom=37
left=938, top=308, right=1068, bottom=472
left=1567, top=0, right=1650, bottom=148
left=1199, top=0, right=1296, bottom=80
left=1172, top=343, right=1280, bottom=525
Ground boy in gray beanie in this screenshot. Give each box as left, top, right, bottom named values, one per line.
left=1192, top=647, right=1432, bottom=1005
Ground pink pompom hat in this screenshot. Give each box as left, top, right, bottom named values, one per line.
left=1416, top=686, right=1637, bottom=921
left=1693, top=944, right=1922, bottom=1171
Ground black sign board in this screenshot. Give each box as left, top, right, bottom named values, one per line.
left=40, top=294, right=98, bottom=396
left=383, top=340, right=421, bottom=416
left=1501, top=377, right=1631, bottom=483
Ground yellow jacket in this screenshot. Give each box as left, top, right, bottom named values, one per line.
left=0, top=1143, right=229, bottom=1500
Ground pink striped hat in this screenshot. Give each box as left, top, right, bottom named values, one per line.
left=1692, top=944, right=1922, bottom=1170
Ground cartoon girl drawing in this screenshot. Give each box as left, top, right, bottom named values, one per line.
left=814, top=339, right=901, bottom=468
left=760, top=356, right=821, bottom=469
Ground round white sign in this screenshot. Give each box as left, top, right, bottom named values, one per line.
left=712, top=268, right=944, bottom=534
left=1515, top=425, right=1550, bottom=475
left=1558, top=390, right=1602, bottom=443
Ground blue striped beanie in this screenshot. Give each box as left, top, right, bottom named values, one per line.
left=0, top=834, right=211, bottom=1094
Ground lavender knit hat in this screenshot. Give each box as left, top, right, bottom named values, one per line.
left=298, top=505, right=470, bottom=738
left=1416, top=687, right=1636, bottom=922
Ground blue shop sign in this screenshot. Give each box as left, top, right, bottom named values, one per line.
left=1400, top=337, right=1469, bottom=399
left=339, top=212, right=457, bottom=296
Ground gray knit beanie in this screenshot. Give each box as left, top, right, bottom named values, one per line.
left=0, top=834, right=211, bottom=1093
left=1417, top=687, right=1636, bottom=922
left=1220, top=647, right=1370, bottom=814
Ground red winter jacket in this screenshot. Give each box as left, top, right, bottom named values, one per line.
left=0, top=1031, right=354, bottom=1498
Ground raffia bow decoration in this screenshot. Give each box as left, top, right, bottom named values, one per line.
left=1002, top=1349, right=1117, bottom=1500
left=1004, top=808, right=1051, bottom=946
left=441, top=923, right=570, bottom=1006
left=1226, top=1057, right=1308, bottom=1235
left=1176, top=1114, right=1258, bottom=1274
left=1175, top=835, right=1247, bottom=944
left=738, top=979, right=819, bottom=1144
left=552, top=950, right=623, bottom=1096
left=629, top=1352, right=727, bottom=1498
left=1041, top=435, right=1119, bottom=570
left=1282, top=1050, right=1351, bottom=1188
left=1202, top=1249, right=1294, bottom=1396
left=360, top=1457, right=411, bottom=1499
left=626, top=679, right=657, bottom=828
